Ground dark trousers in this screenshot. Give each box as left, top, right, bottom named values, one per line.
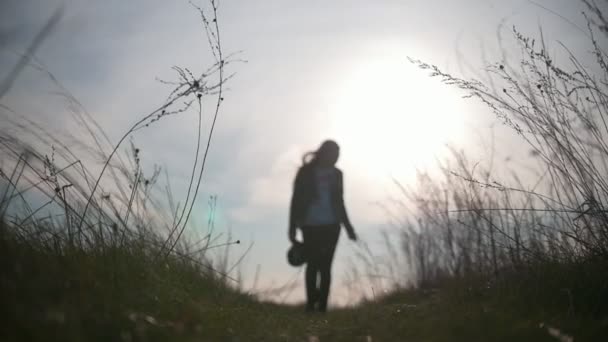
left=301, top=224, right=340, bottom=312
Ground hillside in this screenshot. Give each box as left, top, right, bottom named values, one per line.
left=2, top=221, right=605, bottom=341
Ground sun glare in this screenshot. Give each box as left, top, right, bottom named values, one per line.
left=329, top=55, right=466, bottom=183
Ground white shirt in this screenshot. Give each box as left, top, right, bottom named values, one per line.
left=304, top=166, right=338, bottom=226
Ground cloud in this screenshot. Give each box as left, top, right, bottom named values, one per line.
left=229, top=145, right=302, bottom=224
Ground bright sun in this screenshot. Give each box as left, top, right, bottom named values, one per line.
left=328, top=55, right=466, bottom=183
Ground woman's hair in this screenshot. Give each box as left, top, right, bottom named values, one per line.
left=302, top=140, right=339, bottom=166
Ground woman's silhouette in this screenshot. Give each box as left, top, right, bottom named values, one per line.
left=289, top=139, right=357, bottom=312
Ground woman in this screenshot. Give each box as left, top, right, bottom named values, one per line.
left=289, top=139, right=357, bottom=312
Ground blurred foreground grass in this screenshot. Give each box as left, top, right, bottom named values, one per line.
left=2, top=220, right=606, bottom=342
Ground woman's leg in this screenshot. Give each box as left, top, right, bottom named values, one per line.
left=317, top=224, right=340, bottom=312
left=302, top=226, right=322, bottom=310
left=305, top=259, right=319, bottom=310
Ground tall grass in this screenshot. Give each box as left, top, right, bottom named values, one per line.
left=0, top=1, right=248, bottom=340
left=397, top=0, right=608, bottom=319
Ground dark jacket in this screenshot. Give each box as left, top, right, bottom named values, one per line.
left=289, top=164, right=354, bottom=233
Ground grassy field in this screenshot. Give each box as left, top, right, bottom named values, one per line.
left=2, top=219, right=606, bottom=342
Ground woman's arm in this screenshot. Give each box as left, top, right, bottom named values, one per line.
left=288, top=168, right=303, bottom=243
left=337, top=170, right=357, bottom=241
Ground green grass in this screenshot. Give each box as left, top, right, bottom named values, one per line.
left=2, top=221, right=607, bottom=342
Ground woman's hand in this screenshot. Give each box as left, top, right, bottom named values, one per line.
left=345, top=225, right=357, bottom=241
left=289, top=226, right=298, bottom=244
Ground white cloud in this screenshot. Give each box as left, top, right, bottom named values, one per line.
left=229, top=145, right=302, bottom=223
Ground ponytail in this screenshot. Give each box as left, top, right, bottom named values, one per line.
left=302, top=151, right=317, bottom=166
left=301, top=140, right=339, bottom=167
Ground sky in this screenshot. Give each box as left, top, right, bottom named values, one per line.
left=0, top=0, right=597, bottom=305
